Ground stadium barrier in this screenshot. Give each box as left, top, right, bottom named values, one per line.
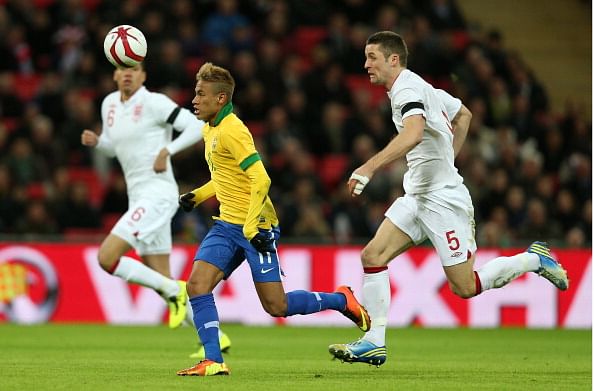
left=0, top=243, right=590, bottom=328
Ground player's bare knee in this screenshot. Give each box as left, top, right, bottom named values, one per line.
left=449, top=282, right=476, bottom=299
left=261, top=299, right=287, bottom=317
left=361, top=245, right=383, bottom=267
left=186, top=279, right=211, bottom=297
left=97, top=248, right=117, bottom=273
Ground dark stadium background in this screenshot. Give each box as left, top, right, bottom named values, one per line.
left=0, top=0, right=590, bottom=248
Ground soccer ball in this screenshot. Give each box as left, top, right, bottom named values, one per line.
left=103, top=25, right=147, bottom=68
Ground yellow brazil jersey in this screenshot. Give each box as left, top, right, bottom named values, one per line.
left=203, top=106, right=279, bottom=229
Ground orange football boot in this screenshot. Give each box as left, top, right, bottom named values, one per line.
left=176, top=360, right=230, bottom=376
left=335, top=285, right=371, bottom=332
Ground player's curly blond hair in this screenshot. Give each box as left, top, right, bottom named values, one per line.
left=196, top=62, right=235, bottom=101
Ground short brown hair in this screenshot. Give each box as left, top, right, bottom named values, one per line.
left=366, top=31, right=408, bottom=67
left=196, top=62, right=235, bottom=100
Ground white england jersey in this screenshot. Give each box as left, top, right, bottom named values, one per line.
left=96, top=86, right=204, bottom=201
left=388, top=69, right=463, bottom=194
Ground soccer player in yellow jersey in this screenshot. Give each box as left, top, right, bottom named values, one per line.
left=175, top=62, right=370, bottom=377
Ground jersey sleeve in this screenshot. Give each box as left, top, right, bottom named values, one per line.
left=222, top=124, right=259, bottom=169
left=165, top=108, right=205, bottom=155
left=436, top=89, right=462, bottom=121
left=148, top=93, right=180, bottom=125
left=394, top=87, right=425, bottom=121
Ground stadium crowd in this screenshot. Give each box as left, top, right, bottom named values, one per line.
left=0, top=0, right=590, bottom=247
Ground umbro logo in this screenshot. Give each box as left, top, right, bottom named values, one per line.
left=450, top=251, right=463, bottom=258
left=260, top=267, right=275, bottom=274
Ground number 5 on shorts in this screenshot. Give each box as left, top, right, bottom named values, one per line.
left=445, top=230, right=460, bottom=250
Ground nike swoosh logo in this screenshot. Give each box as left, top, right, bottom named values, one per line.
left=261, top=267, right=275, bottom=274
left=359, top=308, right=368, bottom=331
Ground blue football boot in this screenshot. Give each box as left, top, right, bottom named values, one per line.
left=329, top=339, right=387, bottom=367
left=527, top=241, right=569, bottom=290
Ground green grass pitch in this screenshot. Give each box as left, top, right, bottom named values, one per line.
left=0, top=324, right=590, bottom=390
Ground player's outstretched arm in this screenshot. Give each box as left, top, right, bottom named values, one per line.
left=348, top=115, right=424, bottom=197
left=179, top=181, right=215, bottom=212
left=452, top=104, right=472, bottom=158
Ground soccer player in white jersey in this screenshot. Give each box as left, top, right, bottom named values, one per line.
left=328, top=31, right=569, bottom=367
left=80, top=63, right=230, bottom=355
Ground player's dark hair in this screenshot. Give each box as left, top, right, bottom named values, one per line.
left=196, top=62, right=235, bottom=101
left=367, top=31, right=408, bottom=67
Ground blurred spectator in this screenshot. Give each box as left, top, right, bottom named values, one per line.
left=201, top=0, right=252, bottom=51
left=3, top=137, right=46, bottom=185
left=342, top=23, right=372, bottom=74
left=0, top=72, right=24, bottom=118
left=263, top=105, right=304, bottom=155
left=145, top=39, right=189, bottom=89
left=55, top=181, right=101, bottom=229
left=504, top=185, right=527, bottom=232
left=565, top=226, right=586, bottom=248
left=517, top=198, right=561, bottom=241
left=310, top=101, right=352, bottom=155
left=100, top=172, right=128, bottom=214
left=554, top=189, right=579, bottom=233
left=0, top=164, right=21, bottom=232
left=560, top=153, right=591, bottom=204
left=289, top=0, right=332, bottom=26
left=14, top=200, right=59, bottom=235
left=28, top=114, right=67, bottom=169
left=423, top=0, right=466, bottom=31
left=478, top=167, right=508, bottom=220
left=539, top=128, right=566, bottom=174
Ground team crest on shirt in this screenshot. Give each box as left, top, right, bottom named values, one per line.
left=133, top=104, right=143, bottom=122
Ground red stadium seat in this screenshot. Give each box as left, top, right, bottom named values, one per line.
left=344, top=74, right=386, bottom=109
left=1, top=118, right=20, bottom=133
left=244, top=121, right=264, bottom=138
left=82, top=0, right=100, bottom=11
left=184, top=57, right=204, bottom=79
left=13, top=73, right=43, bottom=102
left=293, top=27, right=328, bottom=60
left=318, top=154, right=350, bottom=192
left=26, top=182, right=46, bottom=200
left=33, top=0, right=54, bottom=7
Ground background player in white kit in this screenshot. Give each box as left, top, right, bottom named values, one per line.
left=329, top=31, right=569, bottom=367
left=80, top=63, right=231, bottom=355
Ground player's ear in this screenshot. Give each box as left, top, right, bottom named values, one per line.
left=390, top=53, right=399, bottom=66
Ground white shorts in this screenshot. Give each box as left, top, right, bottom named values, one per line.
left=111, top=197, right=178, bottom=256
left=385, top=184, right=477, bottom=267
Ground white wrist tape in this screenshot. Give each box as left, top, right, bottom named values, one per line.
left=349, top=173, right=370, bottom=195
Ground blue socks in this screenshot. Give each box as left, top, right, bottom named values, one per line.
left=190, top=293, right=223, bottom=363
left=285, top=290, right=346, bottom=316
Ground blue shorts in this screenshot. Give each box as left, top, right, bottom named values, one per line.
left=195, top=220, right=282, bottom=283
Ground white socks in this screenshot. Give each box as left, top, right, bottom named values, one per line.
left=476, top=252, right=540, bottom=290
left=112, top=256, right=179, bottom=298
left=362, top=270, right=390, bottom=347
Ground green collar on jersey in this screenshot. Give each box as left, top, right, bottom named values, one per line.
left=213, top=102, right=234, bottom=127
